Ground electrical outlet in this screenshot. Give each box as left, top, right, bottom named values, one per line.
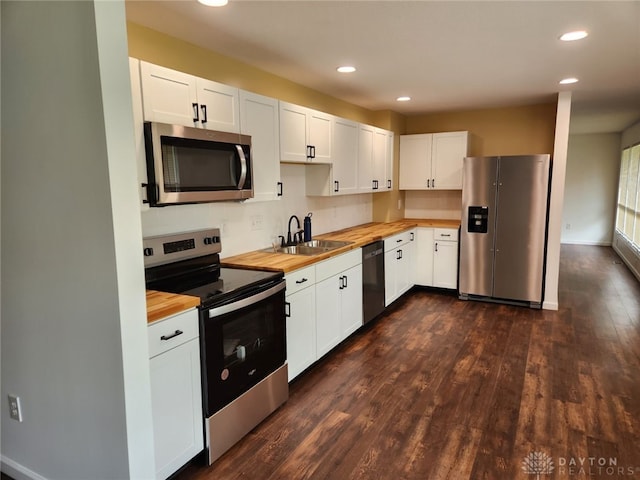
left=8, top=395, right=23, bottom=422
left=251, top=215, right=263, bottom=231
left=565, top=223, right=571, bottom=230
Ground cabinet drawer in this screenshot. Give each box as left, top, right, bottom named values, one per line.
left=315, top=249, right=361, bottom=282
left=384, top=229, right=415, bottom=252
left=285, top=265, right=316, bottom=295
left=148, top=308, right=199, bottom=359
left=434, top=228, right=458, bottom=242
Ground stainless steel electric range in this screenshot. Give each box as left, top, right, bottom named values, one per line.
left=143, top=228, right=288, bottom=464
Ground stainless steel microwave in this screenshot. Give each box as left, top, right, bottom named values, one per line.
left=143, top=122, right=253, bottom=206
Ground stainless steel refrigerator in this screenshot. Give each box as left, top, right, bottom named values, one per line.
left=459, top=154, right=551, bottom=308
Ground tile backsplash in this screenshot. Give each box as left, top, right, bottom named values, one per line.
left=140, top=164, right=373, bottom=258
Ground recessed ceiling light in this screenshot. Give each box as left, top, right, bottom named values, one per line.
left=198, top=0, right=228, bottom=6
left=337, top=66, right=356, bottom=73
left=559, top=77, right=579, bottom=85
left=560, top=30, right=588, bottom=41
left=396, top=96, right=411, bottom=102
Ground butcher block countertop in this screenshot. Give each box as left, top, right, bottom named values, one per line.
left=146, top=290, right=200, bottom=324
left=221, top=218, right=460, bottom=274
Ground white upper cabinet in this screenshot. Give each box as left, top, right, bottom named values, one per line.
left=129, top=58, right=149, bottom=210
left=331, top=118, right=359, bottom=194
left=374, top=128, right=394, bottom=191
left=140, top=61, right=240, bottom=133
left=239, top=91, right=282, bottom=202
left=279, top=102, right=333, bottom=163
left=357, top=124, right=375, bottom=192
left=359, top=124, right=394, bottom=193
left=399, top=131, right=468, bottom=190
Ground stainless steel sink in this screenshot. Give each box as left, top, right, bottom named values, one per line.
left=263, top=239, right=353, bottom=256
left=299, top=240, right=353, bottom=249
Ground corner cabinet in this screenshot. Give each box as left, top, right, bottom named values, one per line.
left=399, top=131, right=468, bottom=190
left=139, top=61, right=240, bottom=133
left=239, top=91, right=282, bottom=202
left=414, top=227, right=459, bottom=289
left=148, top=308, right=203, bottom=480
left=279, top=102, right=332, bottom=163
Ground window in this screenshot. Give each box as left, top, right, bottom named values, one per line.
left=616, top=144, right=640, bottom=249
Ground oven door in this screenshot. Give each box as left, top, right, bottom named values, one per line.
left=201, top=280, right=286, bottom=416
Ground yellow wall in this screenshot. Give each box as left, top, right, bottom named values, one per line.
left=405, top=103, right=558, bottom=157
left=127, top=22, right=382, bottom=127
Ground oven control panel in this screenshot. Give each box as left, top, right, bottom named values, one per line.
left=143, top=228, right=221, bottom=267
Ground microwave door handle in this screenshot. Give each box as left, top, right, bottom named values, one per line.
left=236, top=145, right=248, bottom=190
left=208, top=281, right=285, bottom=318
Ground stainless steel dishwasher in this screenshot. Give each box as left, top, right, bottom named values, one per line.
left=362, top=241, right=385, bottom=324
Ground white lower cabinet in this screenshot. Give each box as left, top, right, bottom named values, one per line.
left=384, top=229, right=416, bottom=306
left=284, top=266, right=317, bottom=381
left=148, top=308, right=203, bottom=480
left=414, top=227, right=459, bottom=289
left=315, top=249, right=363, bottom=358
left=285, top=250, right=363, bottom=381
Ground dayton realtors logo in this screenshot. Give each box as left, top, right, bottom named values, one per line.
left=522, top=450, right=640, bottom=477
left=522, top=451, right=555, bottom=479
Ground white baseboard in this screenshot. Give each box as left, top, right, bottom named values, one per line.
left=542, top=300, right=559, bottom=311
left=1, top=455, right=48, bottom=480
left=613, top=243, right=640, bottom=283
left=560, top=240, right=612, bottom=246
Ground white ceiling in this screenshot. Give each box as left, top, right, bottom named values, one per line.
left=125, top=0, right=640, bottom=134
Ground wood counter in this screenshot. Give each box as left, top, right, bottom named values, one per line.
left=221, top=218, right=460, bottom=273
left=146, top=290, right=200, bottom=324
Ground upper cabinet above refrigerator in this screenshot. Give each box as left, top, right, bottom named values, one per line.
left=399, top=131, right=469, bottom=190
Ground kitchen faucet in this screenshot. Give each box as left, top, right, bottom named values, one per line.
left=286, top=215, right=302, bottom=246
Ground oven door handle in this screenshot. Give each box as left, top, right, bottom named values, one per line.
left=208, top=281, right=285, bottom=318
left=236, top=145, right=248, bottom=190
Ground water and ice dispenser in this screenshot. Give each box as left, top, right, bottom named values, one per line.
left=467, top=206, right=489, bottom=233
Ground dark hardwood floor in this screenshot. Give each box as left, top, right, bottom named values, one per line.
left=176, top=245, right=640, bottom=480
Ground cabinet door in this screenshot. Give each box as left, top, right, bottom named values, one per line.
left=398, top=233, right=416, bottom=295
left=332, top=118, right=359, bottom=195
left=150, top=338, right=203, bottom=480
left=414, top=228, right=435, bottom=286
left=358, top=124, right=375, bottom=192
left=286, top=286, right=316, bottom=381
left=385, top=131, right=394, bottom=190
left=240, top=91, right=281, bottom=202
left=433, top=241, right=459, bottom=289
left=372, top=128, right=388, bottom=192
left=196, top=78, right=240, bottom=133
left=129, top=58, right=148, bottom=211
left=384, top=248, right=398, bottom=306
left=280, top=102, right=310, bottom=163
left=140, top=61, right=198, bottom=127
left=309, top=110, right=333, bottom=163
left=399, top=134, right=432, bottom=190
left=340, top=265, right=363, bottom=338
left=315, top=275, right=342, bottom=357
left=431, top=131, right=468, bottom=190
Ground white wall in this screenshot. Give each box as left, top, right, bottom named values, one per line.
left=1, top=2, right=153, bottom=479
left=561, top=133, right=621, bottom=245
left=141, top=164, right=373, bottom=258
